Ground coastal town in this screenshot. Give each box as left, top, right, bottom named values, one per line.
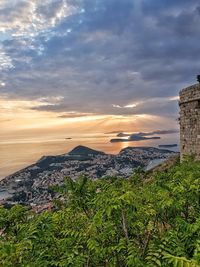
left=0, top=146, right=177, bottom=208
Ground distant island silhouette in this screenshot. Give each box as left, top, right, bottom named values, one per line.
left=110, top=129, right=178, bottom=143
left=111, top=135, right=160, bottom=143
left=159, top=144, right=178, bottom=148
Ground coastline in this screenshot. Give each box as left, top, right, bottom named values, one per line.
left=0, top=145, right=179, bottom=204
left=0, top=132, right=180, bottom=180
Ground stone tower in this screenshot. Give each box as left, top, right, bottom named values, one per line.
left=179, top=78, right=200, bottom=160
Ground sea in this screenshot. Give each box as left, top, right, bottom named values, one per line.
left=0, top=132, right=179, bottom=181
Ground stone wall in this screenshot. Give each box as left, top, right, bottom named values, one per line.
left=179, top=84, right=200, bottom=160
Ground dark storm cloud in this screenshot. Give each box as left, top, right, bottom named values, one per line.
left=0, top=0, right=200, bottom=119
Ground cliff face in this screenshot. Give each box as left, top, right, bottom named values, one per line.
left=179, top=83, right=200, bottom=160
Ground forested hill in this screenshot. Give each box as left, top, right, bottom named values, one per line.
left=0, top=159, right=200, bottom=266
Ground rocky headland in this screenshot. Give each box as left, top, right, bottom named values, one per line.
left=0, top=145, right=177, bottom=207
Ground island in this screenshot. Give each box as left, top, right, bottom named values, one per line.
left=159, top=144, right=178, bottom=148
left=110, top=134, right=160, bottom=143
left=109, top=129, right=179, bottom=143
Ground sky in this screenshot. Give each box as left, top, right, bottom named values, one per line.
left=1, top=0, right=200, bottom=139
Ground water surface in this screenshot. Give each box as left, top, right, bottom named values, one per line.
left=0, top=132, right=179, bottom=180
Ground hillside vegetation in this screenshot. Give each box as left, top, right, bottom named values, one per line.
left=0, top=159, right=200, bottom=266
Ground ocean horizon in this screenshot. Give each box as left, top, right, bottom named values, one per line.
left=0, top=132, right=179, bottom=180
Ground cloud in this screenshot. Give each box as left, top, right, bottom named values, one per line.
left=58, top=112, right=96, bottom=118
left=111, top=97, right=179, bottom=117
left=0, top=0, right=200, bottom=123
left=0, top=0, right=79, bottom=37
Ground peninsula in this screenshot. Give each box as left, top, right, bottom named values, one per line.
left=0, top=145, right=177, bottom=206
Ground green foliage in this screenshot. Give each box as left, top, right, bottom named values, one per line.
left=0, top=160, right=200, bottom=266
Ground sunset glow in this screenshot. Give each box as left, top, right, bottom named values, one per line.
left=1, top=0, right=198, bottom=178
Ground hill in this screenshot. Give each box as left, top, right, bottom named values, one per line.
left=0, top=146, right=177, bottom=205
left=68, top=145, right=105, bottom=156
